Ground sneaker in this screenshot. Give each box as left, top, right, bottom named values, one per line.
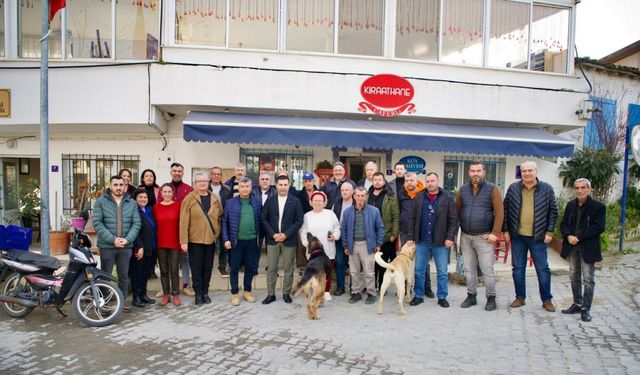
left=510, top=298, right=526, bottom=308
left=243, top=291, right=256, bottom=303
left=231, top=294, right=240, bottom=306
left=542, top=300, right=556, bottom=312
left=425, top=287, right=435, bottom=299
left=172, top=295, right=182, bottom=306
left=349, top=293, right=362, bottom=304
left=409, top=297, right=424, bottom=306
left=160, top=295, right=171, bottom=306
left=333, top=288, right=345, bottom=296
left=365, top=294, right=376, bottom=304
left=182, top=287, right=195, bottom=297
left=219, top=267, right=229, bottom=277
left=485, top=296, right=497, bottom=311
left=561, top=304, right=582, bottom=314
left=460, top=293, right=477, bottom=308
left=324, top=292, right=332, bottom=302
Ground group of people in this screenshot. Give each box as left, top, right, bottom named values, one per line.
left=91, top=159, right=605, bottom=322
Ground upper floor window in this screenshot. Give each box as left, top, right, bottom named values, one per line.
left=337, top=0, right=384, bottom=57
left=229, top=0, right=278, bottom=49
left=441, top=0, right=484, bottom=65
left=18, top=0, right=159, bottom=60
left=176, top=0, right=226, bottom=47
left=488, top=0, right=529, bottom=69
left=0, top=0, right=5, bottom=57
left=530, top=4, right=569, bottom=73
left=395, top=0, right=439, bottom=61
left=287, top=0, right=335, bottom=53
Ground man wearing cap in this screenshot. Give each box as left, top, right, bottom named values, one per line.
left=322, top=161, right=356, bottom=209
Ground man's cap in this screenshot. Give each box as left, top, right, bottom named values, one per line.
left=302, top=172, right=315, bottom=180
left=332, top=161, right=345, bottom=168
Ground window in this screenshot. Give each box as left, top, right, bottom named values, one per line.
left=395, top=0, right=439, bottom=61
left=584, top=97, right=618, bottom=150
left=287, top=0, right=335, bottom=53
left=19, top=0, right=63, bottom=58
left=441, top=0, right=484, bottom=65
left=240, top=149, right=313, bottom=190
left=116, top=0, right=160, bottom=59
left=530, top=5, right=569, bottom=73
left=229, top=0, right=278, bottom=50
left=62, top=154, right=140, bottom=214
left=66, top=0, right=112, bottom=58
left=176, top=0, right=226, bottom=46
left=0, top=0, right=5, bottom=57
left=338, top=0, right=384, bottom=56
left=443, top=156, right=506, bottom=195
left=488, top=0, right=529, bottom=69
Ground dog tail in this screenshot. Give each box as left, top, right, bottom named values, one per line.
left=374, top=252, right=395, bottom=271
left=293, top=268, right=316, bottom=296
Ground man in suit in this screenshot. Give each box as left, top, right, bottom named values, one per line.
left=261, top=175, right=305, bottom=304
left=560, top=178, right=606, bottom=322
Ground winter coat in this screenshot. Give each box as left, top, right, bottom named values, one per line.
left=92, top=191, right=141, bottom=249
left=560, top=195, right=606, bottom=263
left=179, top=191, right=223, bottom=245
left=221, top=194, right=262, bottom=247
left=340, top=204, right=385, bottom=255
left=503, top=179, right=558, bottom=242
left=408, top=188, right=459, bottom=245
left=261, top=194, right=304, bottom=247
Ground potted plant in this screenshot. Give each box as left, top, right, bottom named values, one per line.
left=69, top=210, right=87, bottom=230
left=50, top=216, right=71, bottom=256
left=313, top=160, right=334, bottom=186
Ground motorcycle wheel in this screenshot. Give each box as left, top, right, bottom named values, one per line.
left=72, top=281, right=124, bottom=327
left=1, top=272, right=35, bottom=318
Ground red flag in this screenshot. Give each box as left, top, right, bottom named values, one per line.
left=49, top=0, right=66, bottom=22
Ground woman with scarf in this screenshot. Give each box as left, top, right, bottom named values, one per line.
left=129, top=188, right=158, bottom=308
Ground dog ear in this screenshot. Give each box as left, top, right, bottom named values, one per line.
left=307, top=232, right=314, bottom=244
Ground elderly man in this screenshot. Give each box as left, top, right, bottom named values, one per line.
left=503, top=161, right=558, bottom=312
left=332, top=182, right=354, bottom=296
left=225, top=163, right=256, bottom=197
left=560, top=178, right=606, bottom=322
left=358, top=161, right=378, bottom=190
left=256, top=172, right=276, bottom=206
left=341, top=186, right=385, bottom=304
left=322, top=161, right=356, bottom=209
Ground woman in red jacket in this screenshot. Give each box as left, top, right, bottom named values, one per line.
left=153, top=183, right=183, bottom=306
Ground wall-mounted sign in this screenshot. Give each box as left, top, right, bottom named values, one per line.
left=398, top=155, right=426, bottom=174
left=0, top=89, right=10, bottom=118
left=358, top=74, right=416, bottom=117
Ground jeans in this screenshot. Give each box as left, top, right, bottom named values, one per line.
left=158, top=248, right=181, bottom=296
left=568, top=248, right=595, bottom=310
left=188, top=242, right=215, bottom=295
left=266, top=243, right=296, bottom=295
left=400, top=232, right=431, bottom=287
left=460, top=233, right=496, bottom=297
left=335, top=239, right=348, bottom=290
left=511, top=234, right=552, bottom=302
left=100, top=248, right=132, bottom=297
left=415, top=243, right=449, bottom=299
left=229, top=239, right=260, bottom=294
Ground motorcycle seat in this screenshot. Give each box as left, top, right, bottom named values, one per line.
left=2, top=250, right=61, bottom=270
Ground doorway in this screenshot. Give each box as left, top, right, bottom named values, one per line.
left=0, top=158, right=41, bottom=228
left=340, top=155, right=382, bottom=182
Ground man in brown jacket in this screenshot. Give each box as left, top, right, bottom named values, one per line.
left=180, top=173, right=223, bottom=305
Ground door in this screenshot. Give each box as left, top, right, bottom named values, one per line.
left=1, top=158, right=20, bottom=225
left=341, top=155, right=382, bottom=182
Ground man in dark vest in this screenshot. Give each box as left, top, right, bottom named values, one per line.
left=559, top=178, right=606, bottom=322
left=503, top=161, right=558, bottom=312
left=456, top=161, right=503, bottom=311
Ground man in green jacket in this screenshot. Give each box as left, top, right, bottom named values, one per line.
left=368, top=172, right=400, bottom=290
left=93, top=175, right=141, bottom=312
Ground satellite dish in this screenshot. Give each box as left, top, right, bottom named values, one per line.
left=632, top=126, right=640, bottom=165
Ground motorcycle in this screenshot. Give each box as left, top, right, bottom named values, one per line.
left=0, top=229, right=124, bottom=327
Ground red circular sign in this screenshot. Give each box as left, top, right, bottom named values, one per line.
left=360, top=74, right=414, bottom=109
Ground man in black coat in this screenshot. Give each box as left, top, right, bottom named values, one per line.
left=261, top=175, right=304, bottom=304
left=560, top=178, right=606, bottom=322
left=209, top=166, right=233, bottom=276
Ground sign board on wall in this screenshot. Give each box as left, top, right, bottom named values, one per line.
left=398, top=156, right=426, bottom=174
left=0, top=89, right=10, bottom=118
left=358, top=74, right=416, bottom=117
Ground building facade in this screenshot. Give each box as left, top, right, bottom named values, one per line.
left=0, top=0, right=587, bottom=225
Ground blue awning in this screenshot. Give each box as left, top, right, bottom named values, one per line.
left=183, top=112, right=574, bottom=158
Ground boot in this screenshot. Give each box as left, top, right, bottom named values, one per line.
left=194, top=294, right=204, bottom=306
left=485, top=296, right=497, bottom=311
left=132, top=295, right=146, bottom=308
left=142, top=295, right=156, bottom=304
left=460, top=293, right=477, bottom=308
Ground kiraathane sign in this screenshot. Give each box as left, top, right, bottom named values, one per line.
left=358, top=74, right=416, bottom=117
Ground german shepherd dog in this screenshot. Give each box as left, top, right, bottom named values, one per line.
left=374, top=242, right=416, bottom=315
left=293, top=233, right=332, bottom=320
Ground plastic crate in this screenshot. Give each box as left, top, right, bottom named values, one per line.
left=0, top=225, right=32, bottom=251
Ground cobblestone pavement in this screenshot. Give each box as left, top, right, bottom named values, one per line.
left=1, top=250, right=639, bottom=375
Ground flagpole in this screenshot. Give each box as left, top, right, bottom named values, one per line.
left=40, top=0, right=51, bottom=255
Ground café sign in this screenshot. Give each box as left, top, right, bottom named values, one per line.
left=398, top=155, right=426, bottom=174
left=358, top=74, right=416, bottom=117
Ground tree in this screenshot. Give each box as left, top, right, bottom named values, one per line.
left=558, top=148, right=621, bottom=202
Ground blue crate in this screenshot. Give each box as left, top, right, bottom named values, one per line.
left=0, top=225, right=32, bottom=251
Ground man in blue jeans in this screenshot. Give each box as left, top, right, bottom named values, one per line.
left=408, top=172, right=459, bottom=307
left=503, top=161, right=558, bottom=312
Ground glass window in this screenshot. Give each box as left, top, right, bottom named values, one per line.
left=19, top=0, right=63, bottom=58
left=176, top=0, right=226, bottom=46
left=488, top=0, right=529, bottom=69
left=287, top=0, right=334, bottom=53
left=115, top=0, right=160, bottom=59
left=66, top=0, right=112, bottom=58
left=395, top=0, right=439, bottom=61
left=229, top=0, right=278, bottom=50
left=0, top=1, right=5, bottom=57
left=441, top=0, right=483, bottom=65
left=240, top=149, right=313, bottom=190
left=338, top=0, right=384, bottom=56
left=530, top=5, right=569, bottom=73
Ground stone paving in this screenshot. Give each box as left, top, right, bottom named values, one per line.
left=1, top=249, right=639, bottom=375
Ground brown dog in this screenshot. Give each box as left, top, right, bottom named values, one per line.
left=375, top=242, right=416, bottom=315
left=293, top=233, right=331, bottom=320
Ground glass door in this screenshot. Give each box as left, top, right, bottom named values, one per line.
left=1, top=159, right=19, bottom=225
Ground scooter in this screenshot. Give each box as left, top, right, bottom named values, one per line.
left=0, top=229, right=124, bottom=327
